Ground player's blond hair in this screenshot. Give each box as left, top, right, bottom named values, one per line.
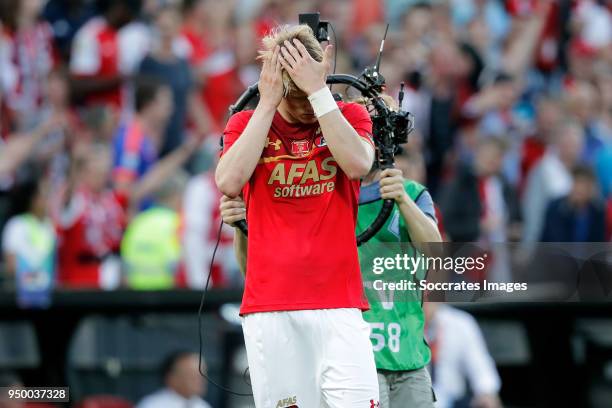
left=260, top=25, right=324, bottom=98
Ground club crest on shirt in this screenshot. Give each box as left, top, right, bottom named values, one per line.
left=314, top=132, right=326, bottom=148
left=291, top=140, right=310, bottom=157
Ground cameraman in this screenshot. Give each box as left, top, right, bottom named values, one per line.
left=215, top=25, right=379, bottom=406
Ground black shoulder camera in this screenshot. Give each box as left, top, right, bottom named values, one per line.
left=372, top=107, right=414, bottom=149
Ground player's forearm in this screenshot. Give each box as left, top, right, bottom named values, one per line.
left=233, top=230, right=247, bottom=276
left=215, top=104, right=276, bottom=197
left=317, top=110, right=374, bottom=179
left=0, top=121, right=51, bottom=176
left=502, top=13, right=546, bottom=77
left=130, top=143, right=192, bottom=204
left=188, top=92, right=213, bottom=135
left=398, top=196, right=441, bottom=253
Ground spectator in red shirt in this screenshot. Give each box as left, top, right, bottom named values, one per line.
left=138, top=5, right=211, bottom=155
left=69, top=0, right=139, bottom=112
left=0, top=0, right=56, bottom=131
left=53, top=143, right=127, bottom=289
left=181, top=0, right=243, bottom=132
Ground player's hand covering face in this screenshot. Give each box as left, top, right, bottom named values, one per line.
left=257, top=45, right=284, bottom=108
left=220, top=195, right=246, bottom=225
left=279, top=39, right=333, bottom=96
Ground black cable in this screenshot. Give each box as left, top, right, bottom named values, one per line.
left=198, top=220, right=253, bottom=397
left=328, top=22, right=338, bottom=92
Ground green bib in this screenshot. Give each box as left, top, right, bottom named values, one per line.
left=356, top=179, right=431, bottom=371
left=121, top=207, right=180, bottom=290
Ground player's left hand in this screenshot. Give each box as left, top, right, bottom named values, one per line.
left=379, top=168, right=409, bottom=204
left=279, top=39, right=332, bottom=96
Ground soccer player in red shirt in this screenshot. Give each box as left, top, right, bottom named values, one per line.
left=215, top=25, right=380, bottom=407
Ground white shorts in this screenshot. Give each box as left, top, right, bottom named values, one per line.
left=242, top=308, right=380, bottom=408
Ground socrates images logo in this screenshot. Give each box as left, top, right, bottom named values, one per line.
left=276, top=396, right=298, bottom=407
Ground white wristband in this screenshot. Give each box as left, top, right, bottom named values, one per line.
left=307, top=87, right=338, bottom=118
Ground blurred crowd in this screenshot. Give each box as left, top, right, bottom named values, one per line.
left=0, top=0, right=611, bottom=293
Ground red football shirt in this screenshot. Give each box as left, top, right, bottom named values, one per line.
left=222, top=102, right=373, bottom=314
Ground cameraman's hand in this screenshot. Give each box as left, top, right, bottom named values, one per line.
left=257, top=45, right=284, bottom=109
left=379, top=168, right=409, bottom=204
left=279, top=39, right=332, bottom=96
left=220, top=195, right=246, bottom=225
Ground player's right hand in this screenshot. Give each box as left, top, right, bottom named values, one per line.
left=257, top=45, right=283, bottom=109
left=220, top=195, right=246, bottom=225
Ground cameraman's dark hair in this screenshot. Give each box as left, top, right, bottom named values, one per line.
left=160, top=350, right=199, bottom=381
left=134, top=76, right=164, bottom=113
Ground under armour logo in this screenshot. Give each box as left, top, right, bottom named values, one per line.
left=267, top=137, right=282, bottom=151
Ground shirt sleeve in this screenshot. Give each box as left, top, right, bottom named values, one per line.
left=113, top=135, right=142, bottom=184
left=182, top=176, right=214, bottom=289
left=461, top=313, right=502, bottom=396
left=340, top=102, right=375, bottom=148
left=221, top=111, right=254, bottom=156
left=70, top=26, right=100, bottom=75
left=0, top=34, right=17, bottom=96
left=2, top=217, right=24, bottom=255
left=415, top=190, right=438, bottom=223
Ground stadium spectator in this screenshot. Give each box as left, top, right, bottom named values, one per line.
left=440, top=136, right=520, bottom=243
left=417, top=38, right=465, bottom=197
left=180, top=0, right=244, bottom=132
left=182, top=168, right=238, bottom=289
left=42, top=0, right=97, bottom=61
left=564, top=81, right=608, bottom=163
left=2, top=168, right=56, bottom=306
left=522, top=120, right=585, bottom=245
left=121, top=171, right=187, bottom=290
left=541, top=165, right=607, bottom=242
left=138, top=5, right=210, bottom=155
left=596, top=142, right=612, bottom=200
left=69, top=0, right=139, bottom=112
left=37, top=69, right=80, bottom=190
left=519, top=97, right=563, bottom=192
left=136, top=351, right=211, bottom=408
left=571, top=0, right=612, bottom=51
left=111, top=76, right=200, bottom=210
left=0, top=0, right=56, bottom=132
left=112, top=77, right=170, bottom=195
left=424, top=303, right=502, bottom=408
left=0, top=113, right=66, bottom=181
left=53, top=143, right=126, bottom=289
